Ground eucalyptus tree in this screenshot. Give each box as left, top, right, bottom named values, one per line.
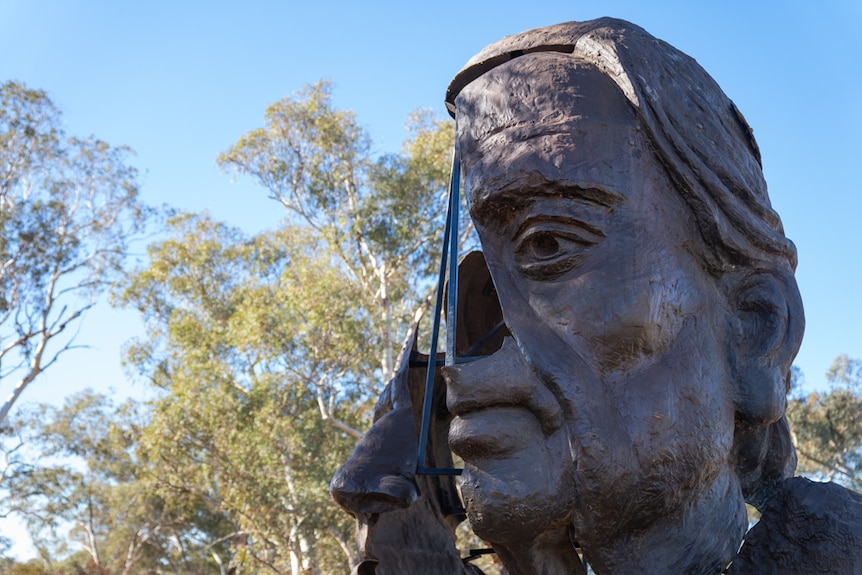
left=787, top=355, right=862, bottom=491
left=119, top=215, right=371, bottom=572
left=0, top=81, right=148, bottom=424
left=1, top=391, right=225, bottom=574
left=119, top=83, right=456, bottom=573
left=1, top=77, right=456, bottom=573
left=218, top=80, right=458, bottom=382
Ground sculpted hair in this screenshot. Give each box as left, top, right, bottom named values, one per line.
left=446, top=17, right=802, bottom=508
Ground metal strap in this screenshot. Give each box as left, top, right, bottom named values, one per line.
left=416, top=124, right=463, bottom=476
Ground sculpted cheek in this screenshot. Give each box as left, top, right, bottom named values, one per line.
left=633, top=276, right=694, bottom=355
left=523, top=270, right=693, bottom=375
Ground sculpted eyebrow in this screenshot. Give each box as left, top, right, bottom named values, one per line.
left=513, top=213, right=607, bottom=242
left=476, top=184, right=624, bottom=212
left=552, top=185, right=624, bottom=207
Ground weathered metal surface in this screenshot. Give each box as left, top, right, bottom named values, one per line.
left=332, top=18, right=861, bottom=575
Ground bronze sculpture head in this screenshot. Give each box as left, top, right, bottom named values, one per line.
left=333, top=18, right=824, bottom=575
left=442, top=18, right=805, bottom=573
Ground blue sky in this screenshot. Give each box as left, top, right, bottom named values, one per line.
left=1, top=0, right=860, bottom=407
left=0, top=1, right=860, bottom=551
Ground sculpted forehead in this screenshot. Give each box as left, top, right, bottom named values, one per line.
left=455, top=52, right=636, bottom=142
left=454, top=52, right=641, bottom=214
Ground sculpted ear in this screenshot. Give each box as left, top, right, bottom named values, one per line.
left=729, top=271, right=804, bottom=423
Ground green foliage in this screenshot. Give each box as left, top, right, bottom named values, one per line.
left=1, top=391, right=225, bottom=574
left=0, top=81, right=149, bottom=423
left=218, top=80, right=457, bottom=379
left=115, top=83, right=456, bottom=573
left=118, top=214, right=373, bottom=572
left=787, top=355, right=862, bottom=491
left=2, top=80, right=455, bottom=573
left=0, top=558, right=54, bottom=575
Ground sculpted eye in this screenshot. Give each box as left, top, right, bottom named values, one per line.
left=522, top=233, right=560, bottom=259
left=520, top=233, right=563, bottom=261
left=514, top=220, right=602, bottom=280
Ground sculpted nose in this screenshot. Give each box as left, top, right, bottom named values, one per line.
left=330, top=402, right=419, bottom=515
left=331, top=339, right=421, bottom=516
left=444, top=336, right=563, bottom=434
left=444, top=337, right=533, bottom=412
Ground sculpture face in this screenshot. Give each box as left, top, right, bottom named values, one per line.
left=331, top=19, right=809, bottom=574
left=447, top=53, right=745, bottom=549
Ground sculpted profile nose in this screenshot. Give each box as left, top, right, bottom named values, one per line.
left=330, top=399, right=419, bottom=515
left=330, top=353, right=420, bottom=515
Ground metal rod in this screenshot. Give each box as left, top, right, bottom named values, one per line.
left=416, top=466, right=463, bottom=476
left=463, top=320, right=505, bottom=358
left=409, top=354, right=490, bottom=368
left=445, top=133, right=461, bottom=367
left=416, top=148, right=458, bottom=472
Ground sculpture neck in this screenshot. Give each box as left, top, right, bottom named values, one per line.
left=580, top=467, right=747, bottom=575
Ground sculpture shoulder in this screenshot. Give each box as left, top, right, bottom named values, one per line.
left=728, top=477, right=862, bottom=574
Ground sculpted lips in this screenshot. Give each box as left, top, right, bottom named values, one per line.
left=443, top=337, right=564, bottom=457
left=449, top=406, right=545, bottom=458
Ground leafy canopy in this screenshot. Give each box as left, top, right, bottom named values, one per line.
left=788, top=355, right=862, bottom=491
left=0, top=80, right=148, bottom=423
